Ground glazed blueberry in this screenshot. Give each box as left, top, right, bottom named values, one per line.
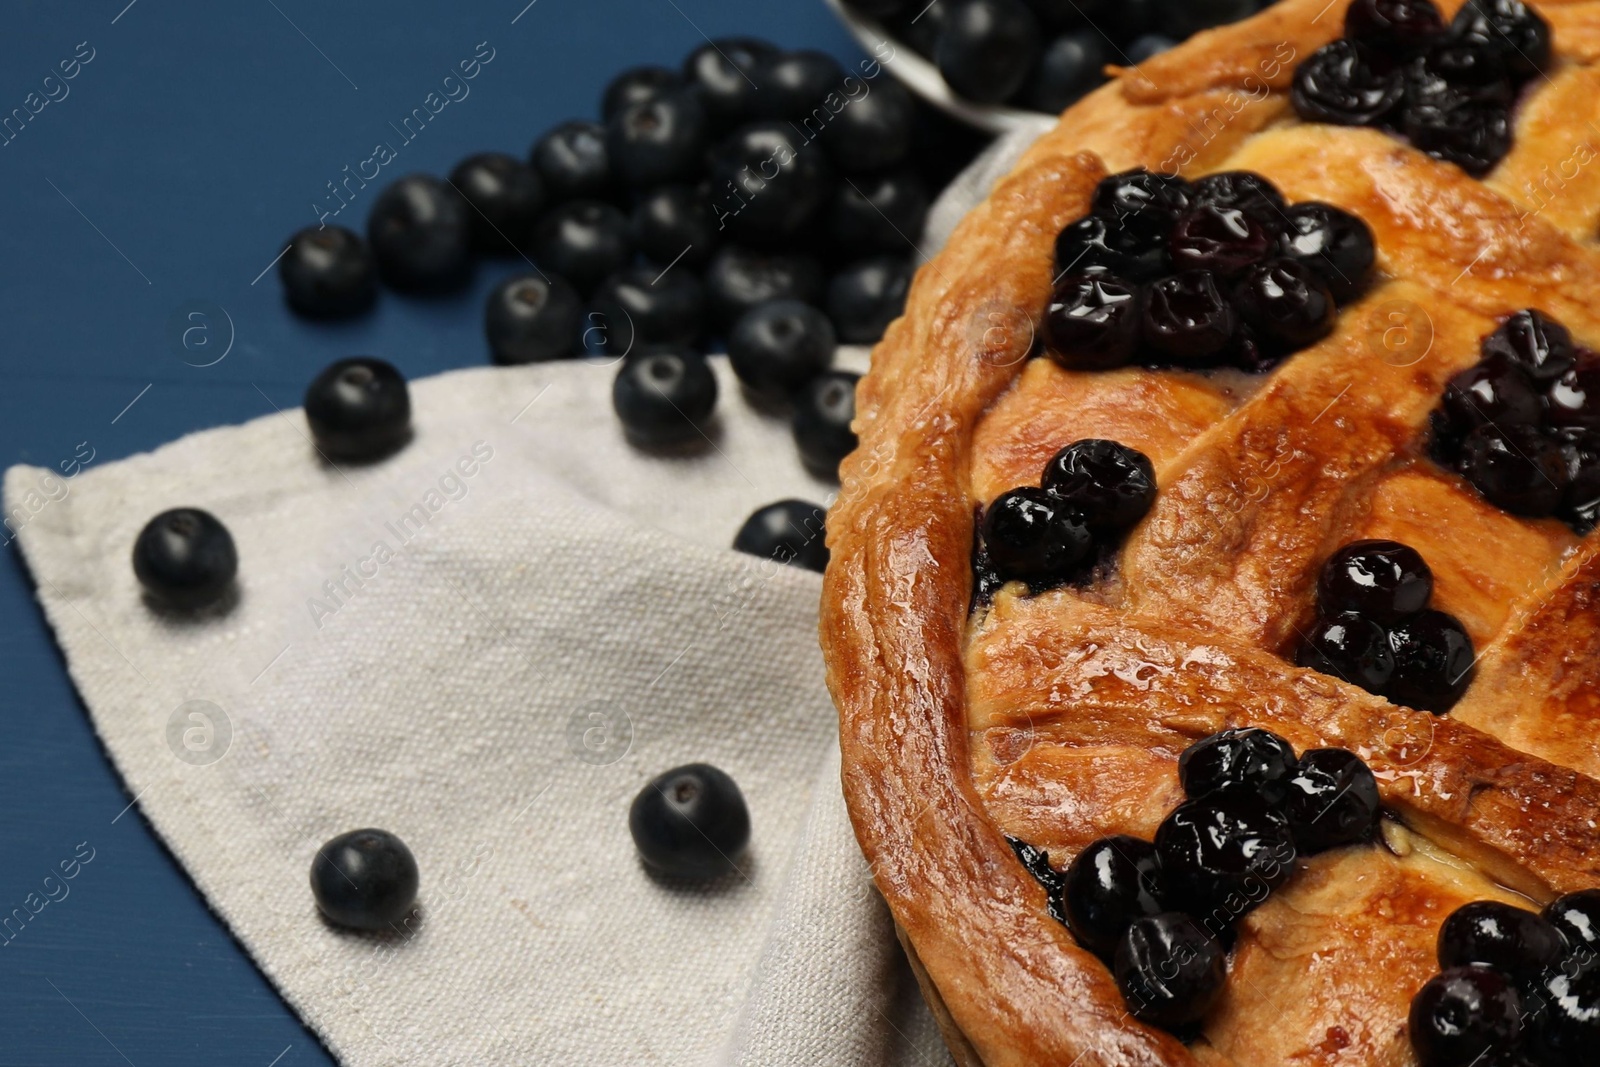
left=1025, top=30, right=1110, bottom=113
left=704, top=246, right=825, bottom=331
left=1043, top=273, right=1142, bottom=370
left=1528, top=968, right=1600, bottom=1066
left=828, top=171, right=929, bottom=257
left=1142, top=270, right=1239, bottom=364
left=629, top=763, right=751, bottom=879
left=448, top=151, right=544, bottom=253
left=935, top=0, right=1041, bottom=105
left=1441, top=355, right=1543, bottom=432
left=1439, top=901, right=1566, bottom=977
left=1041, top=439, right=1157, bottom=536
left=1297, top=611, right=1396, bottom=694
left=1460, top=423, right=1569, bottom=516
left=1565, top=433, right=1600, bottom=534
left=1483, top=309, right=1578, bottom=383
left=1318, top=539, right=1433, bottom=620
left=310, top=829, right=420, bottom=931
left=304, top=357, right=412, bottom=461
left=132, top=509, right=238, bottom=609
left=821, top=75, right=915, bottom=173
left=530, top=120, right=613, bottom=202
left=826, top=257, right=913, bottom=345
left=1404, top=39, right=1514, bottom=113
left=728, top=300, right=836, bottom=401
left=794, top=371, right=861, bottom=479
left=366, top=175, right=473, bottom=293
left=1125, top=34, right=1179, bottom=64
left=1190, top=171, right=1287, bottom=225
left=707, top=123, right=834, bottom=243
left=484, top=274, right=583, bottom=364
left=1283, top=748, right=1381, bottom=853
left=1091, top=169, right=1192, bottom=249
left=1114, top=913, right=1227, bottom=1030
left=1154, top=793, right=1297, bottom=919
left=750, top=50, right=844, bottom=120
left=1387, top=609, right=1475, bottom=713
left=1291, top=40, right=1405, bottom=126
left=279, top=226, right=377, bottom=318
left=1062, top=836, right=1166, bottom=960
left=530, top=200, right=633, bottom=296
left=606, top=91, right=710, bottom=189
left=1232, top=259, right=1337, bottom=354
left=733, top=500, right=829, bottom=573
left=1169, top=205, right=1278, bottom=278
left=602, top=65, right=683, bottom=120
left=1177, top=727, right=1298, bottom=806
left=1404, top=100, right=1512, bottom=177
left=1409, top=966, right=1523, bottom=1067
left=1054, top=214, right=1168, bottom=283
left=613, top=350, right=718, bottom=448
left=683, top=37, right=775, bottom=128
left=590, top=265, right=706, bottom=353
left=1450, top=0, right=1551, bottom=81
left=1346, top=0, right=1446, bottom=58
left=1543, top=889, right=1600, bottom=961
left=1277, top=202, right=1376, bottom=303
left=631, top=185, right=717, bottom=271
left=981, top=487, right=1092, bottom=585
left=1548, top=359, right=1600, bottom=429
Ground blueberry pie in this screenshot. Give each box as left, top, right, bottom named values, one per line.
left=819, top=1, right=1600, bottom=1063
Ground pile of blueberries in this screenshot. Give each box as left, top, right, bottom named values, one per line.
left=1014, top=726, right=1382, bottom=1031
left=1297, top=539, right=1475, bottom=714
left=1411, top=892, right=1600, bottom=1066
left=845, top=0, right=1280, bottom=112
left=1045, top=168, right=1375, bottom=373
left=1430, top=309, right=1600, bottom=535
left=1291, top=0, right=1550, bottom=176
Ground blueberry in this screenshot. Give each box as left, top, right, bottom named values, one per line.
left=132, top=508, right=238, bottom=609
left=1106, top=0, right=1161, bottom=43
left=728, top=300, right=836, bottom=401
left=828, top=170, right=930, bottom=257
left=1291, top=40, right=1405, bottom=127
left=794, top=371, right=860, bottom=479
left=1545, top=362, right=1600, bottom=433
left=844, top=0, right=913, bottom=15
left=1177, top=727, right=1298, bottom=806
left=1409, top=965, right=1523, bottom=1067
left=631, top=185, right=717, bottom=270
left=1024, top=0, right=1109, bottom=32
left=733, top=500, right=829, bottom=573
left=1043, top=273, right=1142, bottom=370
left=1169, top=205, right=1278, bottom=278
left=1405, top=99, right=1513, bottom=177
left=1387, top=609, right=1475, bottom=713
left=530, top=200, right=633, bottom=296
left=1439, top=901, right=1566, bottom=978
left=707, top=123, right=834, bottom=244
left=1346, top=0, right=1446, bottom=59
left=304, top=357, right=411, bottom=461
left=896, top=0, right=952, bottom=58
left=1142, top=270, right=1239, bottom=365
left=1091, top=169, right=1192, bottom=249
left=827, top=257, right=912, bottom=344
left=613, top=350, right=718, bottom=448
left=1483, top=309, right=1577, bottom=383
left=1528, top=968, right=1600, bottom=1066
left=530, top=120, right=613, bottom=202
left=1125, top=34, right=1179, bottom=64
left=484, top=273, right=583, bottom=364
left=1169, top=0, right=1257, bottom=36
left=1460, top=423, right=1569, bottom=516
left=1154, top=792, right=1296, bottom=921
left=1298, top=611, right=1396, bottom=694
left=821, top=76, right=915, bottom=173
left=1054, top=214, right=1167, bottom=282
left=590, top=265, right=705, bottom=354
left=605, top=91, right=709, bottom=191
left=1232, top=259, right=1337, bottom=355
left=1318, top=539, right=1433, bottom=621
left=704, top=246, right=825, bottom=331
left=1190, top=171, right=1287, bottom=225
left=366, top=175, right=473, bottom=293
left=1404, top=39, right=1514, bottom=113
left=448, top=152, right=544, bottom=254
left=279, top=225, right=377, bottom=318
left=1283, top=748, right=1381, bottom=854
left=310, top=829, right=420, bottom=931
left=1450, top=0, right=1551, bottom=80
left=1543, top=890, right=1600, bottom=962
left=1441, top=354, right=1543, bottom=432
left=1025, top=30, right=1110, bottom=114
left=683, top=37, right=775, bottom=128
left=1113, top=913, right=1228, bottom=1028
left=935, top=0, right=1042, bottom=105
left=629, top=764, right=751, bottom=879
left=602, top=65, right=683, bottom=121
left=1277, top=202, right=1376, bottom=302
left=751, top=50, right=844, bottom=120
left=1062, top=836, right=1166, bottom=960
left=981, top=487, right=1092, bottom=585
left=1562, top=430, right=1600, bottom=534
left=1041, top=438, right=1156, bottom=536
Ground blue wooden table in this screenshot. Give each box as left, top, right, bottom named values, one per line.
left=0, top=2, right=857, bottom=1062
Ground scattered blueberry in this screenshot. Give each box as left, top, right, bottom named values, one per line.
left=683, top=38, right=774, bottom=128
left=707, top=123, right=834, bottom=244
left=613, top=350, right=718, bottom=448
left=1282, top=748, right=1381, bottom=853
left=590, top=264, right=706, bottom=353
left=1154, top=792, right=1296, bottom=919
left=793, top=370, right=861, bottom=479
left=1062, top=836, right=1167, bottom=960
left=132, top=508, right=238, bottom=609
left=629, top=763, right=751, bottom=879
left=530, top=200, right=634, bottom=296
left=821, top=76, right=915, bottom=173
left=1277, top=202, right=1376, bottom=302
left=606, top=91, right=711, bottom=189
left=310, top=829, right=420, bottom=931
left=827, top=170, right=930, bottom=257
left=1408, top=965, right=1523, bottom=1067
left=1387, top=609, right=1475, bottom=713
left=827, top=257, right=913, bottom=344
left=1113, top=913, right=1228, bottom=1029
left=304, top=357, right=412, bottom=461
left=484, top=273, right=583, bottom=364
left=279, top=226, right=377, bottom=319
left=1297, top=611, right=1396, bottom=693
left=704, top=246, right=825, bottom=331
left=1040, top=439, right=1156, bottom=536
left=981, top=487, right=1092, bottom=585
left=1177, top=727, right=1297, bottom=806
left=1026, top=30, right=1109, bottom=113
left=448, top=151, right=544, bottom=253
left=733, top=500, right=830, bottom=573
left=602, top=65, right=683, bottom=121
left=751, top=49, right=844, bottom=120
left=1438, top=901, right=1566, bottom=978
left=1169, top=0, right=1256, bottom=37
left=1317, top=539, right=1434, bottom=621
left=1043, top=273, right=1142, bottom=370
left=1125, top=34, right=1178, bottom=64
left=728, top=300, right=836, bottom=401
left=630, top=184, right=718, bottom=270
left=530, top=120, right=613, bottom=202
left=935, top=0, right=1042, bottom=105
left=366, top=175, right=473, bottom=293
